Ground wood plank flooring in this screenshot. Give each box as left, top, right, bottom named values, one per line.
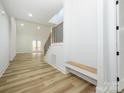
left=122, top=89, right=124, bottom=93
left=0, top=53, right=96, bottom=93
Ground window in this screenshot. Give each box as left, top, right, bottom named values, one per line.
left=52, top=23, right=63, bottom=43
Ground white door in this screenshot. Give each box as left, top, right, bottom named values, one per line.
left=117, top=0, right=124, bottom=92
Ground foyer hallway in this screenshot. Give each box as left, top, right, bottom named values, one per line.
left=0, top=53, right=95, bottom=93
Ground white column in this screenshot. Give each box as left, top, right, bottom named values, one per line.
left=96, top=0, right=108, bottom=92
left=10, top=17, right=16, bottom=61
left=108, top=0, right=118, bottom=92
left=96, top=0, right=117, bottom=93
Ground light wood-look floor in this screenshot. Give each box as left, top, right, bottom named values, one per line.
left=122, top=89, right=124, bottom=93
left=0, top=53, right=96, bottom=93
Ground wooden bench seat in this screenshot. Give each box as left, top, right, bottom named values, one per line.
left=66, top=61, right=97, bottom=74
left=65, top=61, right=97, bottom=85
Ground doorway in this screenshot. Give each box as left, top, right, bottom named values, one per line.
left=32, top=40, right=42, bottom=53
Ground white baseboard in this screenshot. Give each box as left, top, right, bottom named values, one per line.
left=96, top=83, right=117, bottom=93
left=96, top=87, right=105, bottom=93
left=10, top=58, right=14, bottom=61
left=0, top=62, right=9, bottom=78
left=16, top=51, right=32, bottom=54
left=10, top=54, right=16, bottom=61
left=46, top=62, right=68, bottom=74
left=52, top=65, right=68, bottom=74
left=118, top=79, right=124, bottom=92
left=96, top=86, right=109, bottom=93
left=16, top=51, right=43, bottom=54
left=108, top=86, right=117, bottom=93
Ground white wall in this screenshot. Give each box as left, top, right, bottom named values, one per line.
left=16, top=20, right=51, bottom=53
left=45, top=0, right=98, bottom=74
left=45, top=8, right=65, bottom=73
left=10, top=17, right=16, bottom=61
left=44, top=43, right=65, bottom=73
left=64, top=0, right=97, bottom=68
left=0, top=1, right=10, bottom=77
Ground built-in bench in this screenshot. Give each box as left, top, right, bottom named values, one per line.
left=65, top=61, right=97, bottom=85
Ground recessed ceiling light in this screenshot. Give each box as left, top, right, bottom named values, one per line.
left=37, top=26, right=40, bottom=30
left=0, top=9, right=5, bottom=15
left=1, top=10, right=5, bottom=15
left=20, top=23, right=24, bottom=27
left=28, top=13, right=32, bottom=17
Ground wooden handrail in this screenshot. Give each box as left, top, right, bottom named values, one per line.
left=44, top=34, right=51, bottom=55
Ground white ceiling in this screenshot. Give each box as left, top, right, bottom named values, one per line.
left=1, top=0, right=63, bottom=26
